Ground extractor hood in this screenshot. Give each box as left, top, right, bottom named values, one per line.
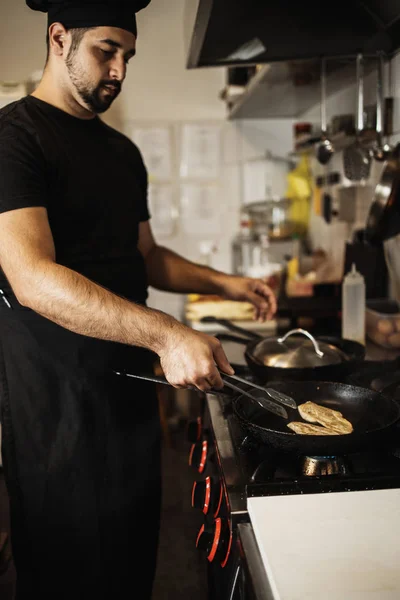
left=186, top=0, right=400, bottom=68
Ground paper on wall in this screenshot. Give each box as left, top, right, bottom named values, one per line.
left=132, top=126, right=172, bottom=180
left=180, top=183, right=221, bottom=237
left=148, top=183, right=178, bottom=239
left=180, top=124, right=221, bottom=180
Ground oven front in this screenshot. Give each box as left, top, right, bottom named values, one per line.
left=188, top=392, right=265, bottom=600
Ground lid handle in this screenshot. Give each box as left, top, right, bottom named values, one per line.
left=277, top=328, right=324, bottom=358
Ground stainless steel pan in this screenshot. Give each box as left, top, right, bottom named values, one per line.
left=365, top=142, right=400, bottom=243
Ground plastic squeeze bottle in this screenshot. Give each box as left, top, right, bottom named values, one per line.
left=342, top=263, right=366, bottom=345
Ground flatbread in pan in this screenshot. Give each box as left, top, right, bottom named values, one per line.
left=298, top=401, right=353, bottom=434
left=287, top=422, right=340, bottom=436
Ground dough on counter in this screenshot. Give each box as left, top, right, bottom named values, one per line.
left=298, top=401, right=353, bottom=434
left=287, top=422, right=340, bottom=435
left=185, top=300, right=255, bottom=321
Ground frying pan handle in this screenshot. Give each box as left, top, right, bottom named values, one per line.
left=277, top=328, right=324, bottom=357
left=200, top=316, right=262, bottom=340
left=215, top=333, right=251, bottom=345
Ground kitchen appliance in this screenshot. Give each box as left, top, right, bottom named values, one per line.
left=186, top=1, right=400, bottom=68
left=202, top=318, right=366, bottom=382
left=187, top=355, right=400, bottom=599
left=231, top=212, right=261, bottom=277
left=246, top=198, right=295, bottom=241
left=231, top=216, right=286, bottom=288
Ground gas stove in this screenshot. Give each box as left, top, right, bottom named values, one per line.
left=190, top=358, right=400, bottom=599
left=203, top=360, right=400, bottom=520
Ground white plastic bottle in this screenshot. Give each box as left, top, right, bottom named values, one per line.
left=342, top=263, right=366, bottom=345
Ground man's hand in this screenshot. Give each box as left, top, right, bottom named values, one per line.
left=158, top=324, right=234, bottom=392
left=220, top=275, right=277, bottom=322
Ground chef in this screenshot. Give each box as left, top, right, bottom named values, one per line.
left=0, top=1, right=276, bottom=597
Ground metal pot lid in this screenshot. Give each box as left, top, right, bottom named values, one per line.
left=252, top=329, right=347, bottom=368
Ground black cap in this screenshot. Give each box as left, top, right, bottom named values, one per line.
left=26, top=1, right=151, bottom=37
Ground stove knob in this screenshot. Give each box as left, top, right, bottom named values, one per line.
left=196, top=517, right=231, bottom=564
left=187, top=417, right=203, bottom=443
left=191, top=476, right=223, bottom=517
left=188, top=439, right=208, bottom=474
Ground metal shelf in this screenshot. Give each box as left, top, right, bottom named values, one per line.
left=292, top=130, right=379, bottom=156
left=226, top=56, right=377, bottom=120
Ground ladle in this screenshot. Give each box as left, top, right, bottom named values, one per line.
left=372, top=51, right=392, bottom=162
left=343, top=54, right=371, bottom=181
left=316, top=57, right=334, bottom=165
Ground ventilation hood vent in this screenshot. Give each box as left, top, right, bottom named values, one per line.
left=186, top=0, right=400, bottom=68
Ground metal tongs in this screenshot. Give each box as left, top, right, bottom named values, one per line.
left=113, top=370, right=297, bottom=420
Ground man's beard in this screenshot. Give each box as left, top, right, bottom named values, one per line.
left=66, top=57, right=121, bottom=114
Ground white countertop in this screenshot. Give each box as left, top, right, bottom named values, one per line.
left=248, top=488, right=400, bottom=600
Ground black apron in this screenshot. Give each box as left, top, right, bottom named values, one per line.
left=0, top=298, right=161, bottom=599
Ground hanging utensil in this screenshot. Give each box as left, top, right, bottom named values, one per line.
left=316, top=57, right=334, bottom=165
left=343, top=54, right=371, bottom=181
left=372, top=52, right=392, bottom=162
left=322, top=166, right=333, bottom=224
left=365, top=142, right=400, bottom=244
left=113, top=370, right=290, bottom=419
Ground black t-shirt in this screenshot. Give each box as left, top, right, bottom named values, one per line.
left=0, top=95, right=150, bottom=304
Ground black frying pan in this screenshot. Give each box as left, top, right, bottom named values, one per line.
left=202, top=317, right=366, bottom=383
left=233, top=380, right=400, bottom=455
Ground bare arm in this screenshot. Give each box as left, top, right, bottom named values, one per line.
left=0, top=207, right=233, bottom=389
left=138, top=221, right=277, bottom=320
left=138, top=221, right=228, bottom=294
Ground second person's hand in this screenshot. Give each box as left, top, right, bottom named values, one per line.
left=218, top=274, right=277, bottom=322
